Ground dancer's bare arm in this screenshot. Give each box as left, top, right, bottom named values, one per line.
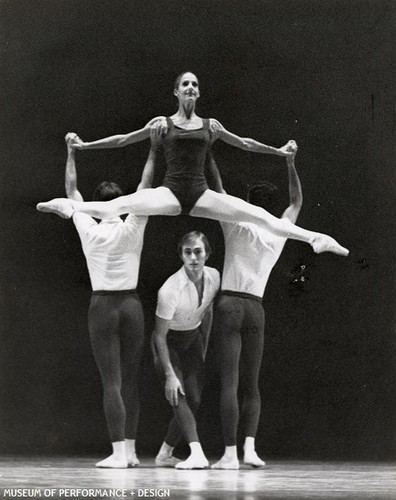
left=153, top=316, right=185, bottom=406
left=64, top=133, right=84, bottom=202
left=204, top=150, right=226, bottom=194
left=72, top=116, right=166, bottom=150
left=136, top=127, right=162, bottom=191
left=136, top=148, right=156, bottom=191
left=281, top=152, right=303, bottom=223
left=210, top=119, right=297, bottom=157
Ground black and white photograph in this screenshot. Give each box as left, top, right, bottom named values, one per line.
left=0, top=0, right=395, bottom=498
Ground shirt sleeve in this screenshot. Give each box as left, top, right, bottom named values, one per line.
left=208, top=268, right=221, bottom=295
left=213, top=269, right=221, bottom=291
left=73, top=213, right=97, bottom=237
left=204, top=267, right=221, bottom=300
left=220, top=220, right=236, bottom=239
left=257, top=226, right=284, bottom=253
left=155, top=284, right=179, bottom=321
left=124, top=214, right=149, bottom=240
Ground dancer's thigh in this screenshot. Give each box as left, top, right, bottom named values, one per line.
left=126, top=187, right=181, bottom=216
left=190, top=189, right=272, bottom=224
left=88, top=297, right=121, bottom=386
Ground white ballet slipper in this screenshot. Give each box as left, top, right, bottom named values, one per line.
left=310, top=235, right=349, bottom=256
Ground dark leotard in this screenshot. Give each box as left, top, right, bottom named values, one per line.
left=162, top=117, right=211, bottom=214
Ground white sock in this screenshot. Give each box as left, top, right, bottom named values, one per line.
left=244, top=436, right=255, bottom=453
left=112, top=441, right=126, bottom=459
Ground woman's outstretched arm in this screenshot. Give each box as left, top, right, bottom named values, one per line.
left=210, top=119, right=296, bottom=157
left=73, top=116, right=166, bottom=150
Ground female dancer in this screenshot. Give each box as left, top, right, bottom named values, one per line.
left=37, top=72, right=348, bottom=257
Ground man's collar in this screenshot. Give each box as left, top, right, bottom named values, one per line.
left=180, top=265, right=206, bottom=286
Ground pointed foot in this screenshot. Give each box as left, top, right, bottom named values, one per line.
left=311, top=235, right=349, bottom=256
left=36, top=199, right=74, bottom=219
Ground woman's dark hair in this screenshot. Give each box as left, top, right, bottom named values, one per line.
left=174, top=71, right=199, bottom=91
left=93, top=181, right=123, bottom=202
left=177, top=231, right=212, bottom=257
left=248, top=181, right=281, bottom=215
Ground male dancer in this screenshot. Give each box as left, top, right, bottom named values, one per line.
left=212, top=145, right=303, bottom=469
left=61, top=132, right=157, bottom=467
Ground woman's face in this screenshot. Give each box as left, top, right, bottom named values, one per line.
left=181, top=237, right=207, bottom=273
left=174, top=72, right=200, bottom=103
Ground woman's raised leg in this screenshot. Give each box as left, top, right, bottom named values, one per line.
left=37, top=187, right=181, bottom=219
left=190, top=190, right=349, bottom=256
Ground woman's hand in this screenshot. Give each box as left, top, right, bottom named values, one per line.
left=165, top=375, right=185, bottom=406
left=65, top=132, right=79, bottom=151
left=68, top=133, right=85, bottom=150
left=278, top=140, right=298, bottom=157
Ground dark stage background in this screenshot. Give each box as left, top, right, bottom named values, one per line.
left=0, top=0, right=395, bottom=461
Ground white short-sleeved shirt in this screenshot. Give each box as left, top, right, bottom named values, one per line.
left=156, top=265, right=220, bottom=331
left=73, top=213, right=148, bottom=291
left=220, top=221, right=286, bottom=298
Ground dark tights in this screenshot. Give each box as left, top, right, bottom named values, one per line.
left=88, top=291, right=144, bottom=443
left=214, top=292, right=264, bottom=446
left=154, top=328, right=204, bottom=446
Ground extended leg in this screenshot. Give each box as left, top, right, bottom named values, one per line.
left=191, top=190, right=349, bottom=256
left=37, top=187, right=181, bottom=219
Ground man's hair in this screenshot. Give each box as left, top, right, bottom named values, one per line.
left=248, top=181, right=281, bottom=215
left=177, top=231, right=212, bottom=257
left=92, top=181, right=123, bottom=202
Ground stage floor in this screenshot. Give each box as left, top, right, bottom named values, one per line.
left=0, top=456, right=395, bottom=499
